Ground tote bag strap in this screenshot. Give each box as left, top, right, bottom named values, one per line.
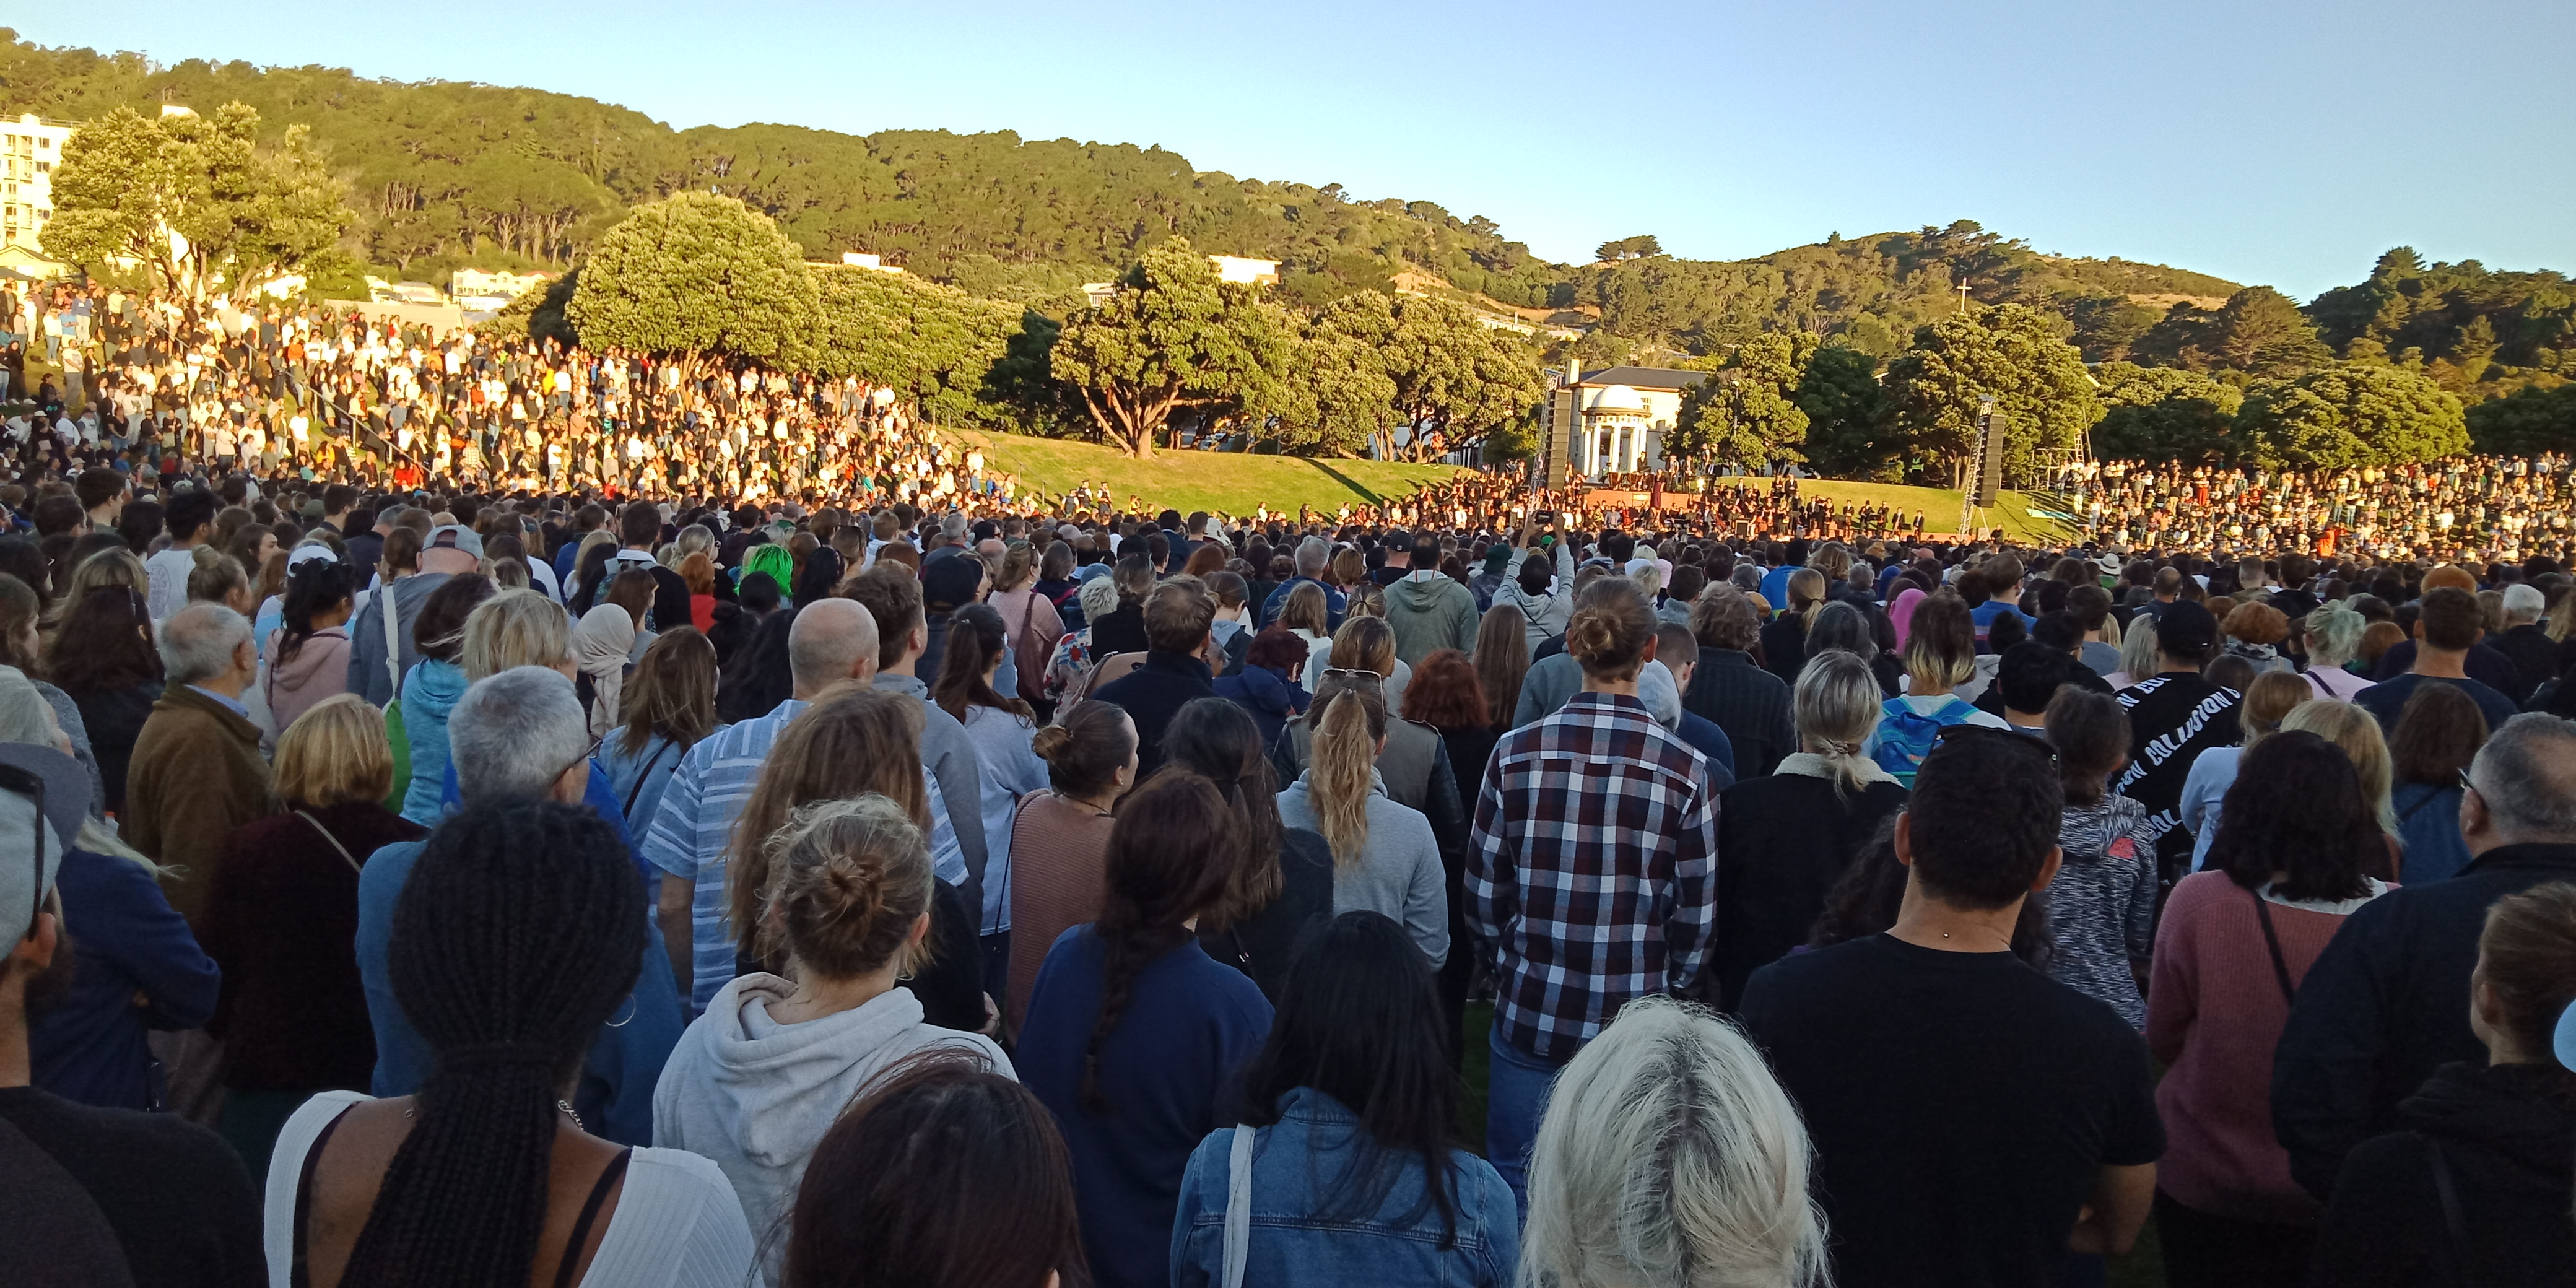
left=381, top=578, right=404, bottom=698
left=1222, top=1122, right=1256, bottom=1288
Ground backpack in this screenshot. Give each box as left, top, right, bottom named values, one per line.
left=1871, top=695, right=1981, bottom=785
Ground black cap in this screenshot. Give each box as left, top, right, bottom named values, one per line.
left=2158, top=600, right=2218, bottom=654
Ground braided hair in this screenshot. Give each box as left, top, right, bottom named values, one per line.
left=339, top=799, right=645, bottom=1288
left=275, top=555, right=355, bottom=667
left=1081, top=772, right=1240, bottom=1113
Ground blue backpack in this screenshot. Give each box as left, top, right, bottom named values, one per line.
left=1872, top=695, right=1982, bottom=785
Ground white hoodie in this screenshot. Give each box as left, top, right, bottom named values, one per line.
left=651, top=974, right=1011, bottom=1271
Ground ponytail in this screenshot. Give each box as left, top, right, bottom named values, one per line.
left=1793, top=650, right=1879, bottom=800
left=1790, top=568, right=1829, bottom=635
left=276, top=554, right=355, bottom=667
left=1308, top=685, right=1385, bottom=869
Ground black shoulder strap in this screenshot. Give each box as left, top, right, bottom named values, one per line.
left=619, top=738, right=676, bottom=822
left=2250, top=888, right=2298, bottom=1006
left=553, top=1147, right=633, bottom=1288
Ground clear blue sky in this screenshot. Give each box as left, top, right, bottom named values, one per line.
left=21, top=1, right=2575, bottom=300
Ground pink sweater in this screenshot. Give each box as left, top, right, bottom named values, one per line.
left=2145, top=870, right=2378, bottom=1225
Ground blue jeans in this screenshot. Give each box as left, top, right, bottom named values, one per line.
left=1486, top=1028, right=1570, bottom=1219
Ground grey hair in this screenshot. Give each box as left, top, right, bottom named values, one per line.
left=1806, top=600, right=1876, bottom=661
left=448, top=666, right=592, bottom=802
left=1295, top=536, right=1330, bottom=578
left=787, top=597, right=878, bottom=691
left=940, top=511, right=968, bottom=539
left=2302, top=601, right=2366, bottom=669
left=159, top=602, right=251, bottom=685
left=1076, top=575, right=1123, bottom=624
left=2471, top=713, right=2576, bottom=843
left=1795, top=649, right=1882, bottom=799
left=2502, top=583, right=2546, bottom=622
left=1520, top=995, right=1830, bottom=1288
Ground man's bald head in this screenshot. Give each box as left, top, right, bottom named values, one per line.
left=788, top=598, right=879, bottom=697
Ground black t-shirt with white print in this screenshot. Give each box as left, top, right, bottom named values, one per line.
left=2113, top=672, right=2241, bottom=874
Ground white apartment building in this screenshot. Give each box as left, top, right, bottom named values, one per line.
left=1, top=114, right=76, bottom=253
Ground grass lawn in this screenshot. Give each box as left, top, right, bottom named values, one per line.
left=957, top=431, right=1465, bottom=516
left=962, top=432, right=2075, bottom=542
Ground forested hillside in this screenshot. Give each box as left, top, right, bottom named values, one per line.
left=6, top=28, right=2570, bottom=461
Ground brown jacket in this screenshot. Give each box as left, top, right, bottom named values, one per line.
left=124, top=683, right=276, bottom=926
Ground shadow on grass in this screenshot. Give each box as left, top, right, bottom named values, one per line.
left=1297, top=457, right=1390, bottom=506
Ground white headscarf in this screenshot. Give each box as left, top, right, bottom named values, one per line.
left=570, top=604, right=637, bottom=737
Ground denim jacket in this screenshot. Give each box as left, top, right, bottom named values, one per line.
left=1172, top=1087, right=1518, bottom=1288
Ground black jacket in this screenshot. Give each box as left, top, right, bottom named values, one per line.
left=1090, top=650, right=1215, bottom=778
left=1757, top=614, right=1808, bottom=687
left=1682, top=648, right=1798, bottom=777
left=2492, top=623, right=2560, bottom=703
left=2307, top=1062, right=2576, bottom=1288
left=1089, top=605, right=1149, bottom=658
left=2273, top=841, right=2576, bottom=1199
left=1713, top=771, right=1909, bottom=1010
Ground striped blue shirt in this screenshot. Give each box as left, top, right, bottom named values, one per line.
left=642, top=697, right=967, bottom=1016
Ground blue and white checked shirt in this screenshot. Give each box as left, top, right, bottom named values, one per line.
left=642, top=695, right=968, bottom=1015
left=1467, top=690, right=1718, bottom=1061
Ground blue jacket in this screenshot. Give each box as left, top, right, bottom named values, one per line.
left=1212, top=664, right=1309, bottom=749
left=29, top=848, right=220, bottom=1112
left=356, top=837, right=685, bottom=1147
left=1017, top=928, right=1273, bottom=1288
left=1172, top=1087, right=1518, bottom=1288
left=1259, top=576, right=1346, bottom=632
left=1676, top=709, right=1738, bottom=789
left=2392, top=781, right=2473, bottom=884
left=397, top=659, right=469, bottom=825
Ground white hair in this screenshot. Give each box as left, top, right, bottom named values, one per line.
left=1076, top=575, right=1122, bottom=624
left=448, top=667, right=591, bottom=802
left=1295, top=535, right=1331, bottom=578
left=2501, top=583, right=2546, bottom=622
left=2472, top=713, right=2576, bottom=843
left=159, top=603, right=251, bottom=685
left=1520, top=996, right=1830, bottom=1288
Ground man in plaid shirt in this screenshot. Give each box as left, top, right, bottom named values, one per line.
left=1467, top=577, right=1717, bottom=1211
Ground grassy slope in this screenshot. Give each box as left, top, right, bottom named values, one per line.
left=967, top=432, right=2074, bottom=541
left=958, top=432, right=1463, bottom=515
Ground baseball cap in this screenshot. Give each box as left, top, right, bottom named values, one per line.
left=2157, top=600, right=2219, bottom=653
left=0, top=743, right=85, bottom=939
left=285, top=543, right=339, bottom=572
left=419, top=524, right=483, bottom=576
left=921, top=555, right=985, bottom=612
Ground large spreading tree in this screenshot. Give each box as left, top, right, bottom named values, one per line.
left=1881, top=305, right=2102, bottom=485
left=1047, top=238, right=1296, bottom=458
left=811, top=266, right=1021, bottom=429
left=566, top=193, right=820, bottom=376
left=1310, top=291, right=1544, bottom=461
left=2237, top=363, right=2469, bottom=467
left=42, top=102, right=347, bottom=301
left=1671, top=331, right=1817, bottom=469
left=2090, top=363, right=2244, bottom=464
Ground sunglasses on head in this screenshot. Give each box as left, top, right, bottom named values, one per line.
left=1934, top=722, right=2058, bottom=761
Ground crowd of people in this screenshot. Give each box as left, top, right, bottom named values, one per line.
left=0, top=274, right=2574, bottom=1288
left=2070, top=457, right=2576, bottom=565
left=0, top=440, right=2565, bottom=1288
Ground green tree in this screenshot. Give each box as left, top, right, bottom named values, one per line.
left=1596, top=234, right=1663, bottom=261
left=2237, top=363, right=2468, bottom=467
left=1267, top=326, right=1397, bottom=456
left=1315, top=291, right=1545, bottom=461
left=2206, top=287, right=2331, bottom=376
left=1048, top=238, right=1297, bottom=458
left=810, top=266, right=1022, bottom=428
left=43, top=102, right=347, bottom=300
left=1795, top=346, right=1895, bottom=478
left=1673, top=331, right=1817, bottom=468
left=566, top=193, right=820, bottom=375
left=481, top=270, right=580, bottom=347
left=2450, top=315, right=2499, bottom=385
left=2089, top=362, right=2243, bottom=463
left=1881, top=305, right=2102, bottom=484
left=2465, top=383, right=2576, bottom=455
left=980, top=311, right=1089, bottom=438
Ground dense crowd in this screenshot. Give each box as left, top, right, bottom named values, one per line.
left=0, top=439, right=2568, bottom=1288
left=2070, top=457, right=2576, bottom=564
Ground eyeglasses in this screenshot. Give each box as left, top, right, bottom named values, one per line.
left=1321, top=668, right=1386, bottom=685
left=555, top=733, right=604, bottom=788
left=2459, top=767, right=2481, bottom=798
